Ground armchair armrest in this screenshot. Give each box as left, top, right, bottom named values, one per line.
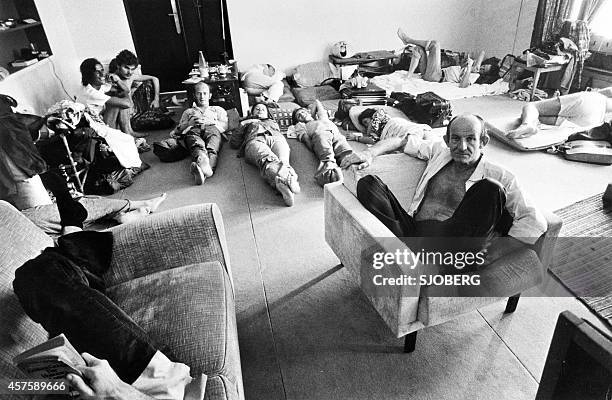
left=104, top=203, right=233, bottom=289
left=532, top=210, right=563, bottom=271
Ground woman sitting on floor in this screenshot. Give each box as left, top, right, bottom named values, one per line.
left=230, top=102, right=300, bottom=206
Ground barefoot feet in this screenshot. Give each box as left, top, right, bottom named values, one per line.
left=507, top=123, right=538, bottom=139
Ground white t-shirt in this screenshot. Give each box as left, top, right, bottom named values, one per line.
left=76, top=84, right=111, bottom=116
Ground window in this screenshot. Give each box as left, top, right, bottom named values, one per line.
left=590, top=0, right=612, bottom=38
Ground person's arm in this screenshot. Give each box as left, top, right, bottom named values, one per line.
left=133, top=74, right=160, bottom=108
left=501, top=173, right=547, bottom=244
left=106, top=74, right=130, bottom=99
left=67, top=353, right=155, bottom=400
left=213, top=107, right=229, bottom=133
left=313, top=100, right=329, bottom=121
left=177, top=108, right=195, bottom=131
left=339, top=135, right=408, bottom=169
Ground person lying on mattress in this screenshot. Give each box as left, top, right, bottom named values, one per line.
left=351, top=108, right=431, bottom=144
left=231, top=102, right=300, bottom=206
left=507, top=87, right=612, bottom=139
left=397, top=28, right=487, bottom=88
left=291, top=100, right=354, bottom=186
left=339, top=113, right=547, bottom=269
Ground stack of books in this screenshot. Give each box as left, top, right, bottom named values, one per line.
left=345, top=83, right=387, bottom=106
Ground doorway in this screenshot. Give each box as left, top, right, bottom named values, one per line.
left=123, top=0, right=233, bottom=92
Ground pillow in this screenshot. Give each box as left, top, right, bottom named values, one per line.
left=292, top=62, right=337, bottom=88
left=291, top=85, right=341, bottom=107
left=349, top=105, right=411, bottom=133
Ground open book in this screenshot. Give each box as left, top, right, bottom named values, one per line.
left=14, top=334, right=85, bottom=379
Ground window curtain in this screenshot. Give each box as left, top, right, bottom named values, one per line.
left=531, top=0, right=576, bottom=47
left=580, top=0, right=606, bottom=22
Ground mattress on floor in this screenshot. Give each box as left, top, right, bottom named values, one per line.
left=486, top=118, right=583, bottom=151
left=371, top=70, right=509, bottom=100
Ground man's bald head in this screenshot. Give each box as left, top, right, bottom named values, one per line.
left=444, top=114, right=489, bottom=165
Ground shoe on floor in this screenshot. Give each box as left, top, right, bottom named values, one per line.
left=190, top=162, right=206, bottom=185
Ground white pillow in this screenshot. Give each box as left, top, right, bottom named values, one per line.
left=348, top=105, right=411, bottom=133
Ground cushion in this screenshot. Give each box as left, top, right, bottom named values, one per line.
left=278, top=79, right=296, bottom=103
left=343, top=153, right=427, bottom=211
left=0, top=201, right=54, bottom=384
left=292, top=61, right=337, bottom=87
left=107, top=261, right=242, bottom=400
left=349, top=105, right=411, bottom=133
left=291, top=85, right=341, bottom=107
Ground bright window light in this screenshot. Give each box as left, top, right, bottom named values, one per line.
left=590, top=0, right=612, bottom=38
left=568, top=0, right=585, bottom=20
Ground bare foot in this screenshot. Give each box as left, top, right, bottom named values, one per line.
left=507, top=124, right=538, bottom=139
left=116, top=208, right=151, bottom=224
left=141, top=193, right=167, bottom=212
left=397, top=28, right=410, bottom=44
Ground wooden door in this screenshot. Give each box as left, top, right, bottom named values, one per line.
left=123, top=0, right=233, bottom=92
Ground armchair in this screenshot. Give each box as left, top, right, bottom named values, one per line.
left=324, top=153, right=562, bottom=352
left=0, top=200, right=244, bottom=400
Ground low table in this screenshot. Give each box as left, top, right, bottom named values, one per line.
left=511, top=59, right=566, bottom=101
left=330, top=50, right=398, bottom=77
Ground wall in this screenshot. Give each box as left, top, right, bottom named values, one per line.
left=227, top=0, right=535, bottom=73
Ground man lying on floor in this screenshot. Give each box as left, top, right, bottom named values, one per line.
left=397, top=28, right=489, bottom=88
left=291, top=99, right=354, bottom=186
left=340, top=113, right=547, bottom=266
left=507, top=87, right=612, bottom=139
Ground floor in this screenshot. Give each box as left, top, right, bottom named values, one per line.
left=115, top=93, right=611, bottom=400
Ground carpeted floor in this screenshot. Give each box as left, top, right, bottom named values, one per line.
left=552, top=193, right=612, bottom=326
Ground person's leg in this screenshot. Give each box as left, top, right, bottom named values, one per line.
left=78, top=194, right=167, bottom=225
left=13, top=248, right=157, bottom=384
left=182, top=132, right=212, bottom=184
left=356, top=175, right=416, bottom=237
left=507, top=98, right=561, bottom=138
left=472, top=50, right=486, bottom=73
left=202, top=125, right=222, bottom=171
left=244, top=137, right=296, bottom=206
left=309, top=128, right=336, bottom=163
left=269, top=134, right=300, bottom=196
left=444, top=178, right=508, bottom=240
left=397, top=28, right=431, bottom=49
left=422, top=40, right=443, bottom=82
left=117, top=107, right=140, bottom=138
left=262, top=81, right=285, bottom=102
left=103, top=106, right=121, bottom=130
left=459, top=58, right=475, bottom=88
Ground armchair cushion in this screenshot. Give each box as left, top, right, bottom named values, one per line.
left=0, top=201, right=53, bottom=385
left=107, top=261, right=243, bottom=400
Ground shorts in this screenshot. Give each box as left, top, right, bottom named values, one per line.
left=557, top=92, right=608, bottom=127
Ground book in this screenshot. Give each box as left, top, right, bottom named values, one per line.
left=10, top=59, right=38, bottom=68
left=14, top=334, right=86, bottom=379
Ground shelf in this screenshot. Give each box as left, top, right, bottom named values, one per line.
left=0, top=21, right=41, bottom=35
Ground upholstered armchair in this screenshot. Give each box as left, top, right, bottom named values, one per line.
left=324, top=153, right=562, bottom=352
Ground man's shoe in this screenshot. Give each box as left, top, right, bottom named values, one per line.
left=197, top=154, right=214, bottom=178
left=190, top=162, right=206, bottom=185
left=314, top=161, right=343, bottom=186
left=275, top=177, right=295, bottom=207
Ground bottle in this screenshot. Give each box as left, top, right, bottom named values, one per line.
left=198, top=51, right=208, bottom=78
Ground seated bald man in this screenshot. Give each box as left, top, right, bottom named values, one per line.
left=340, top=114, right=547, bottom=268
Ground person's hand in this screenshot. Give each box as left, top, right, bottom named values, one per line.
left=67, top=353, right=135, bottom=400
left=340, top=150, right=373, bottom=170
left=150, top=98, right=160, bottom=108
left=107, top=74, right=120, bottom=84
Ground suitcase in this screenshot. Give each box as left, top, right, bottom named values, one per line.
left=390, top=91, right=452, bottom=128
left=415, top=91, right=452, bottom=128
